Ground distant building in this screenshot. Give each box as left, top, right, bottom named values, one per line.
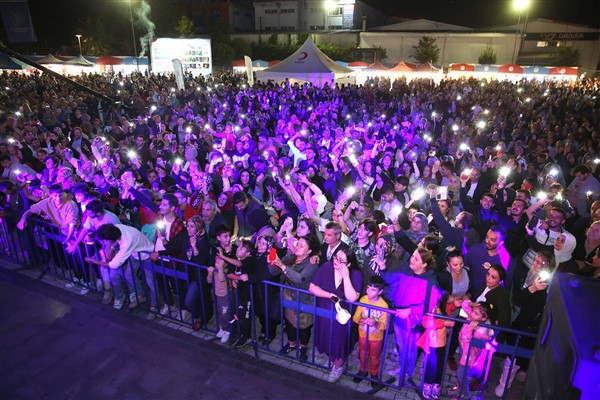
left=252, top=0, right=397, bottom=32
left=364, top=18, right=599, bottom=72
left=186, top=0, right=255, bottom=33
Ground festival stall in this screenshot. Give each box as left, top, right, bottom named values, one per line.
left=63, top=54, right=95, bottom=76
left=255, top=38, right=356, bottom=87
left=34, top=54, right=66, bottom=74
left=0, top=55, right=32, bottom=72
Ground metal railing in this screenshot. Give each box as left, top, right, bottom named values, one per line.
left=0, top=216, right=536, bottom=398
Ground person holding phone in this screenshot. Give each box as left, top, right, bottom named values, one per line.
left=494, top=251, right=554, bottom=396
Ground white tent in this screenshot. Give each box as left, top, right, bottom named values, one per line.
left=255, top=37, right=355, bottom=87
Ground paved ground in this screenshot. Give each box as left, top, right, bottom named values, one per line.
left=0, top=260, right=526, bottom=400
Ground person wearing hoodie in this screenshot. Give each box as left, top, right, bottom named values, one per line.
left=385, top=248, right=439, bottom=383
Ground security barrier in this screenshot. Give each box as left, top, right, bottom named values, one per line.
left=0, top=216, right=535, bottom=398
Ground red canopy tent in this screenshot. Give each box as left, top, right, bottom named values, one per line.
left=549, top=66, right=578, bottom=76
left=232, top=59, right=245, bottom=67
left=498, top=63, right=524, bottom=74
left=268, top=60, right=281, bottom=67
left=389, top=61, right=416, bottom=72
left=450, top=63, right=475, bottom=72
left=348, top=61, right=369, bottom=67
left=367, top=60, right=389, bottom=70
left=96, top=56, right=123, bottom=65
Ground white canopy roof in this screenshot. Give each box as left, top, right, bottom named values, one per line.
left=256, top=37, right=355, bottom=87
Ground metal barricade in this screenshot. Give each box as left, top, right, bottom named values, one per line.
left=0, top=217, right=536, bottom=398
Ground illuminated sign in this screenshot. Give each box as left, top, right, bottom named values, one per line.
left=526, top=32, right=600, bottom=41
left=150, top=38, right=212, bottom=77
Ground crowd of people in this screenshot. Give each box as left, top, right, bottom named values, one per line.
left=1, top=68, right=600, bottom=398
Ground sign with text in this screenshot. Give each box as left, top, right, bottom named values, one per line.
left=526, top=32, right=600, bottom=41
left=150, top=38, right=212, bottom=77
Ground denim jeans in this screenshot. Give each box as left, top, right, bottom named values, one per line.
left=393, top=316, right=421, bottom=378
left=110, top=258, right=144, bottom=302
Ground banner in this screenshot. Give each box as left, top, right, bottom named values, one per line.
left=172, top=59, right=185, bottom=91
left=244, top=55, right=254, bottom=87
left=0, top=0, right=37, bottom=43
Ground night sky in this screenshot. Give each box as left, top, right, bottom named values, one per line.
left=1, top=0, right=598, bottom=55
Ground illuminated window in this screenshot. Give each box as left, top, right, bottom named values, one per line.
left=328, top=6, right=343, bottom=15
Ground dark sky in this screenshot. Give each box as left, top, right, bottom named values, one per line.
left=363, top=0, right=599, bottom=28
left=2, top=0, right=598, bottom=54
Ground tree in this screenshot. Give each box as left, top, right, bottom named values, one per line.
left=374, top=46, right=388, bottom=61
left=478, top=45, right=497, bottom=64
left=412, top=36, right=440, bottom=64
left=549, top=46, right=580, bottom=67
left=175, top=16, right=193, bottom=38
left=231, top=37, right=252, bottom=59
left=74, top=17, right=118, bottom=56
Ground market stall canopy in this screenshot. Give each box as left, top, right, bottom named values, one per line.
left=450, top=63, right=475, bottom=72
left=415, top=61, right=442, bottom=72
left=498, top=63, right=524, bottom=74
left=348, top=61, right=369, bottom=68
left=474, top=64, right=499, bottom=73
left=256, top=37, right=355, bottom=87
left=366, top=60, right=390, bottom=70
left=36, top=54, right=64, bottom=64
left=549, top=66, right=578, bottom=76
left=122, top=57, right=148, bottom=66
left=64, top=54, right=94, bottom=66
left=389, top=61, right=416, bottom=71
left=0, top=55, right=29, bottom=70
left=523, top=66, right=550, bottom=75
left=252, top=60, right=268, bottom=68
left=96, top=56, right=123, bottom=65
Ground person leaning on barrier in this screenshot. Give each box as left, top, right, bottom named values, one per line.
left=85, top=223, right=152, bottom=310
left=0, top=180, right=29, bottom=228
left=17, top=183, right=79, bottom=242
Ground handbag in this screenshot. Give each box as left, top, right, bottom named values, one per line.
left=335, top=301, right=351, bottom=325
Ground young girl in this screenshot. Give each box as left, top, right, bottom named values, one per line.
left=454, top=299, right=495, bottom=399
left=207, top=257, right=231, bottom=343
left=417, top=291, right=455, bottom=399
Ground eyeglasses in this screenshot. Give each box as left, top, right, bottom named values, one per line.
left=333, top=256, right=349, bottom=265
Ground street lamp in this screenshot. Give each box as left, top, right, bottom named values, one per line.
left=75, top=34, right=82, bottom=55
left=512, top=0, right=530, bottom=64
left=324, top=0, right=336, bottom=31
left=128, top=0, right=139, bottom=70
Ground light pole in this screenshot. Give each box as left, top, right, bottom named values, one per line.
left=75, top=34, right=82, bottom=55
left=512, top=0, right=530, bottom=64
left=128, top=0, right=139, bottom=70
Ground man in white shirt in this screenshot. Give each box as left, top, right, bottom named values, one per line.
left=86, top=224, right=153, bottom=310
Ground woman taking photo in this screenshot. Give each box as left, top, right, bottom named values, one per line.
left=494, top=250, right=554, bottom=396
left=182, top=216, right=213, bottom=331
left=309, top=248, right=362, bottom=383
